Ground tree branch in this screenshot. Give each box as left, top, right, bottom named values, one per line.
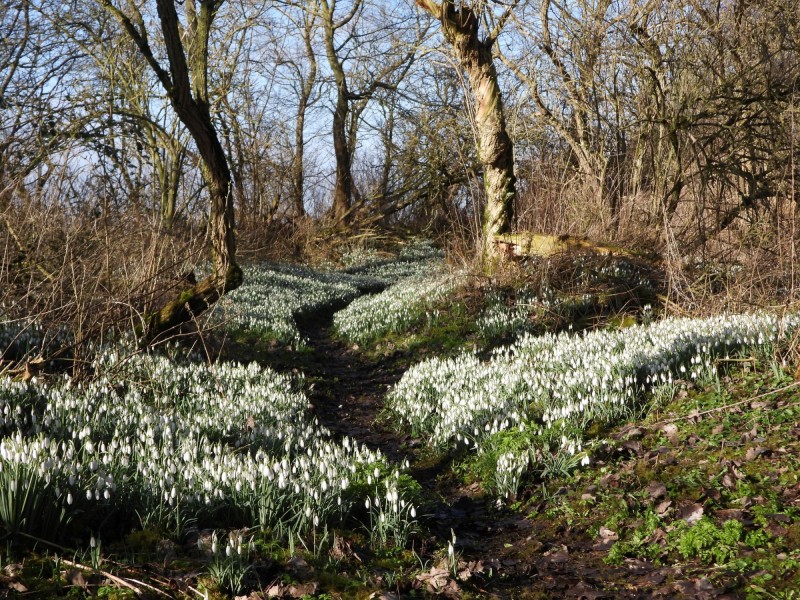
left=95, top=0, right=174, bottom=93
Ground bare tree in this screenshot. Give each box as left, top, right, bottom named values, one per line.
left=96, top=0, right=242, bottom=337
left=315, top=0, right=425, bottom=227
left=213, top=2, right=289, bottom=229
left=415, top=0, right=518, bottom=263
left=357, top=60, right=476, bottom=229
left=275, top=2, right=320, bottom=219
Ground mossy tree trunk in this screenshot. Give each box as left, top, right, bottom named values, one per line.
left=98, top=0, right=242, bottom=338
left=416, top=0, right=517, bottom=267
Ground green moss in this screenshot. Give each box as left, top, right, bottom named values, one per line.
left=97, top=586, right=137, bottom=599
left=672, top=518, right=743, bottom=564
left=123, top=527, right=164, bottom=561
left=361, top=297, right=479, bottom=359
left=225, top=263, right=244, bottom=291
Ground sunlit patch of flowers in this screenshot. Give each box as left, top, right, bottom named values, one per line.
left=364, top=468, right=418, bottom=548
left=494, top=449, right=529, bottom=500
left=207, top=530, right=254, bottom=595
left=475, top=286, right=603, bottom=342
left=0, top=344, right=416, bottom=544
left=333, top=272, right=460, bottom=344
left=388, top=312, right=800, bottom=495
left=571, top=255, right=655, bottom=290
left=216, top=242, right=444, bottom=348
left=340, top=245, right=384, bottom=268
left=342, top=239, right=445, bottom=283
left=476, top=289, right=538, bottom=340
left=216, top=264, right=377, bottom=347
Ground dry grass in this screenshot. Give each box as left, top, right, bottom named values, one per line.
left=1, top=198, right=204, bottom=370
left=510, top=156, right=800, bottom=319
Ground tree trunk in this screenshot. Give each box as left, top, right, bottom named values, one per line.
left=324, top=21, right=355, bottom=227
left=98, top=0, right=243, bottom=338
left=417, top=1, right=516, bottom=266
left=293, top=105, right=307, bottom=218
left=330, top=97, right=354, bottom=225
left=156, top=0, right=240, bottom=317
left=292, top=16, right=317, bottom=219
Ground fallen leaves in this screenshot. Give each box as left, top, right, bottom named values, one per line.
left=598, top=526, right=618, bottom=541
left=655, top=500, right=672, bottom=517
left=744, top=445, right=768, bottom=461
left=415, top=566, right=459, bottom=595
left=679, top=503, right=704, bottom=524
left=647, top=481, right=668, bottom=500
left=265, top=581, right=318, bottom=598
left=659, top=423, right=680, bottom=445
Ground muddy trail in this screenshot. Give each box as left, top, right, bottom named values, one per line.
left=296, top=312, right=409, bottom=466
left=292, top=313, right=708, bottom=599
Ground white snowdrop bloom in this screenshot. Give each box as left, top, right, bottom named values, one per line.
left=387, top=310, right=799, bottom=496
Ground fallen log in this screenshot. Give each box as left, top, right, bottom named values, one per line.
left=494, top=232, right=641, bottom=260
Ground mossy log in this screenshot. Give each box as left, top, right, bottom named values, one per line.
left=494, top=232, right=640, bottom=260
left=143, top=265, right=243, bottom=342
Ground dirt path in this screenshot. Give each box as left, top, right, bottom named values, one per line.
left=224, top=308, right=743, bottom=599
left=297, top=312, right=411, bottom=465
left=292, top=314, right=713, bottom=599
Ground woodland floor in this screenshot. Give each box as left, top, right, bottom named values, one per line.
left=221, top=305, right=795, bottom=599
left=3, top=283, right=800, bottom=599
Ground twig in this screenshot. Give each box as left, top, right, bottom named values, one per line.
left=60, top=558, right=144, bottom=596
left=124, top=577, right=173, bottom=598
left=16, top=531, right=175, bottom=597
left=186, top=584, right=209, bottom=599
left=650, top=380, right=800, bottom=427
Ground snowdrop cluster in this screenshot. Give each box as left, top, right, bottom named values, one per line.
left=0, top=318, right=42, bottom=358
left=340, top=245, right=384, bottom=268
left=334, top=272, right=460, bottom=344
left=217, top=244, right=443, bottom=348
left=388, top=312, right=800, bottom=491
left=217, top=263, right=376, bottom=347
left=476, top=289, right=539, bottom=340
left=494, top=449, right=529, bottom=499
left=364, top=467, right=417, bottom=548
left=0, top=317, right=67, bottom=361
left=571, top=255, right=655, bottom=290
left=342, top=240, right=446, bottom=283
left=476, top=286, right=603, bottom=342
left=0, top=344, right=411, bottom=541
